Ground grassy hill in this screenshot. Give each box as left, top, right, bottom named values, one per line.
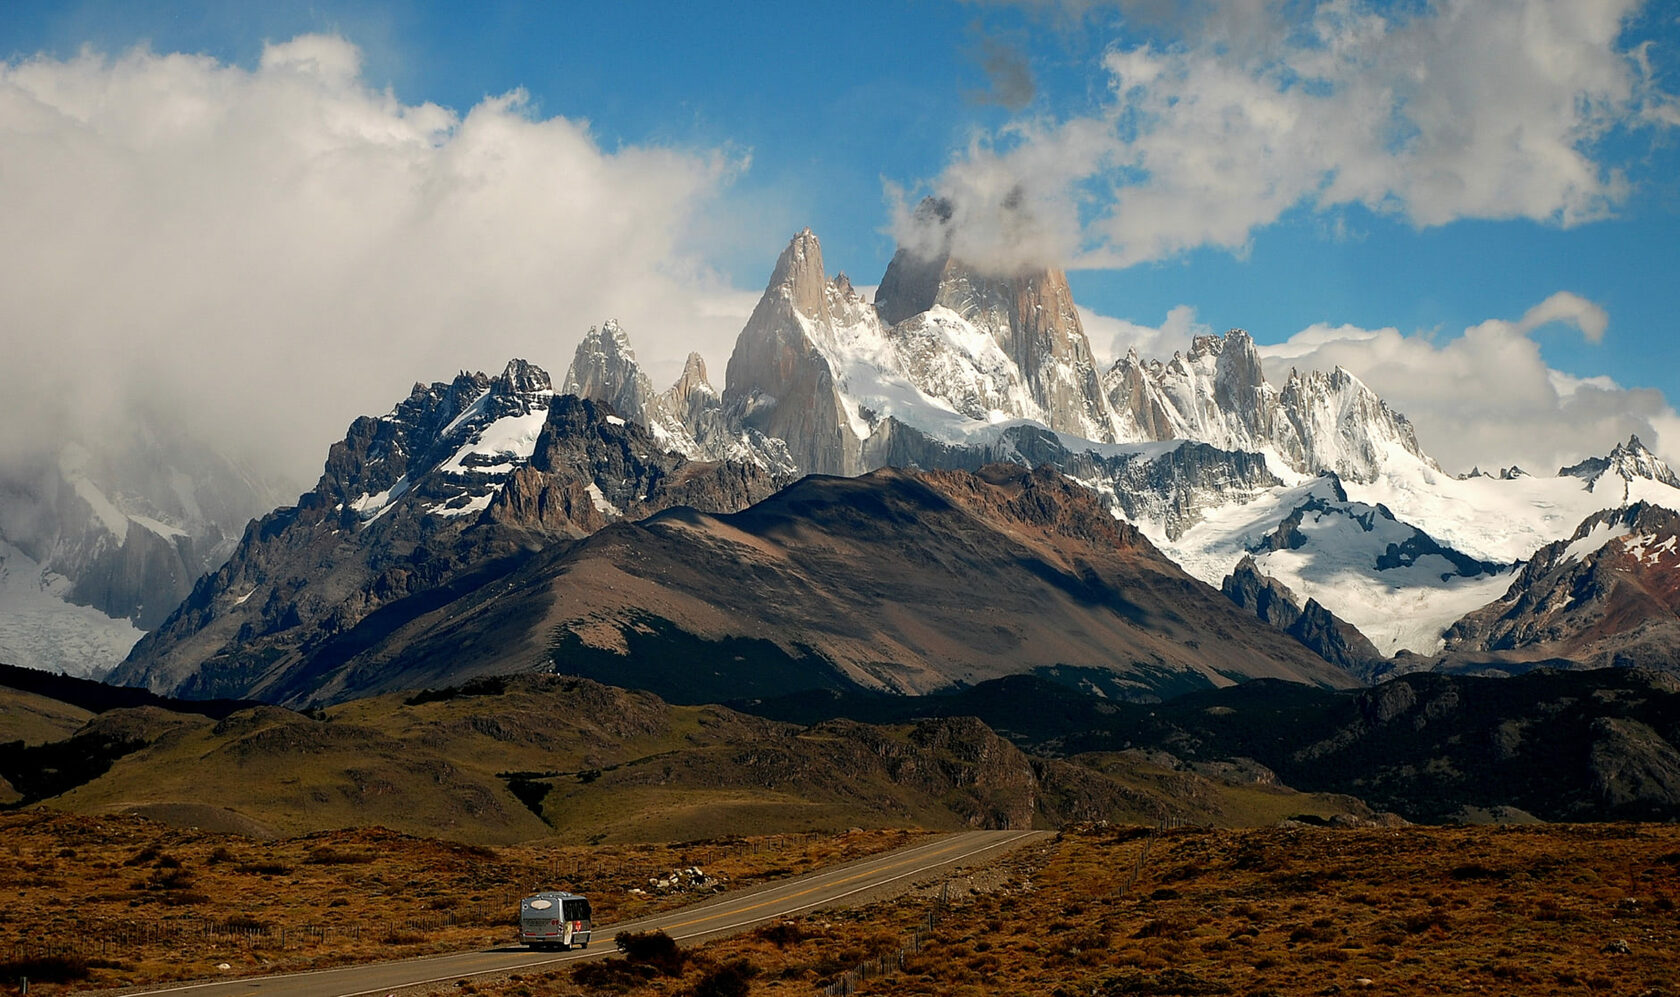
left=0, top=685, right=91, bottom=748
left=5, top=674, right=1370, bottom=845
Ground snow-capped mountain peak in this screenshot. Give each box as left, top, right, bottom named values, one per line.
left=672, top=351, right=715, bottom=401
left=1560, top=434, right=1680, bottom=493
left=325, top=359, right=555, bottom=524
left=563, top=320, right=653, bottom=425
left=1, top=428, right=285, bottom=676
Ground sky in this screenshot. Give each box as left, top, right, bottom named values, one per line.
left=2, top=0, right=1677, bottom=487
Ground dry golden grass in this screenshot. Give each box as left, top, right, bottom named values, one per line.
left=0, top=687, right=92, bottom=749
left=435, top=822, right=1680, bottom=997
left=11, top=811, right=1678, bottom=997
left=0, top=810, right=921, bottom=994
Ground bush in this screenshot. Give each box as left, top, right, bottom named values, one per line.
left=237, top=861, right=292, bottom=876
left=1448, top=863, right=1508, bottom=881
left=754, top=921, right=808, bottom=948
left=306, top=847, right=373, bottom=865
left=615, top=930, right=688, bottom=976
left=1133, top=918, right=1190, bottom=940
left=572, top=959, right=656, bottom=992
left=692, top=959, right=758, bottom=997
left=0, top=955, right=89, bottom=985
left=123, top=845, right=162, bottom=867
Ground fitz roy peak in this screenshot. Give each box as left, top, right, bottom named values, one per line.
left=557, top=224, right=1680, bottom=660
left=100, top=222, right=1680, bottom=704
left=573, top=225, right=1430, bottom=492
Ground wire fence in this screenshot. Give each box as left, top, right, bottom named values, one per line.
left=821, top=881, right=949, bottom=995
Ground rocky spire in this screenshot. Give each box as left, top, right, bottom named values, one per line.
left=876, top=197, right=1108, bottom=440
left=722, top=229, right=861, bottom=476
left=765, top=228, right=832, bottom=324
left=671, top=351, right=713, bottom=400
left=562, top=319, right=654, bottom=424
left=493, top=357, right=552, bottom=399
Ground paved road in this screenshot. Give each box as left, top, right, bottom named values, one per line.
left=121, top=828, right=1049, bottom=997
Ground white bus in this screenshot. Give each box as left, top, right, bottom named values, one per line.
left=518, top=891, right=593, bottom=950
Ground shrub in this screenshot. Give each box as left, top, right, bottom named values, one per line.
left=1402, top=910, right=1451, bottom=934
left=615, top=930, right=688, bottom=976
left=754, top=921, right=808, bottom=948
left=692, top=959, right=758, bottom=997
left=1133, top=918, right=1190, bottom=940
left=159, top=890, right=210, bottom=906
left=571, top=959, right=655, bottom=992
left=1448, top=863, right=1509, bottom=881
left=306, top=847, right=373, bottom=865
left=237, top=862, right=292, bottom=876
left=0, top=955, right=90, bottom=985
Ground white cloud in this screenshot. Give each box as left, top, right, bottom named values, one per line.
left=1516, top=291, right=1610, bottom=344
left=1080, top=303, right=1211, bottom=366
left=0, top=36, right=759, bottom=486
left=1255, top=295, right=1680, bottom=474
left=904, top=0, right=1674, bottom=270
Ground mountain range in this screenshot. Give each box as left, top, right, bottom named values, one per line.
left=0, top=422, right=284, bottom=678
left=6, top=219, right=1680, bottom=718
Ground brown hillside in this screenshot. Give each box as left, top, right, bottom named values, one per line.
left=310, top=464, right=1355, bottom=708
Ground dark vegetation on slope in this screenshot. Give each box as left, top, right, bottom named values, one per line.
left=0, top=661, right=256, bottom=719
left=0, top=663, right=264, bottom=807
left=733, top=667, right=1680, bottom=823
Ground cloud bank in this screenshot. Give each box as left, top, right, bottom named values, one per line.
left=903, top=0, right=1677, bottom=271
left=1252, top=292, right=1680, bottom=474
left=0, top=35, right=753, bottom=487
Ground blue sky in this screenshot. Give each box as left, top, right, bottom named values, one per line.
left=2, top=0, right=1677, bottom=478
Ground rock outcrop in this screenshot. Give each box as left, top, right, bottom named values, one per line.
left=1222, top=556, right=1384, bottom=677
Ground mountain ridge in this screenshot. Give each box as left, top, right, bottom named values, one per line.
left=16, top=222, right=1680, bottom=702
